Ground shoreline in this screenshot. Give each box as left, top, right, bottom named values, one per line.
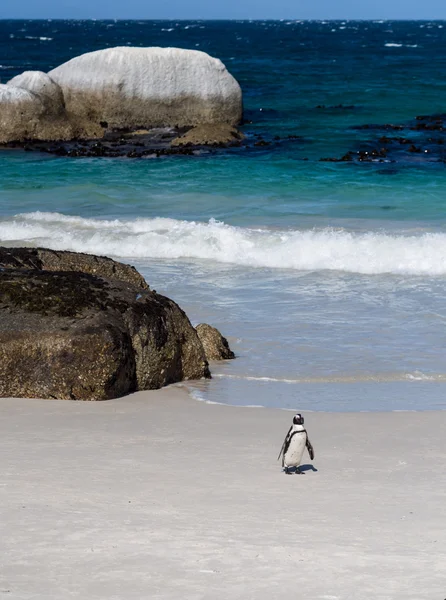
left=1, top=387, right=445, bottom=599
left=185, top=381, right=446, bottom=413
left=186, top=383, right=446, bottom=412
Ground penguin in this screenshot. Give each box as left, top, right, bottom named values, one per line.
left=277, top=413, right=315, bottom=474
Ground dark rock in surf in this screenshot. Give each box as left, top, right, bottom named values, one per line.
left=0, top=247, right=148, bottom=289
left=195, top=323, right=235, bottom=361
left=0, top=248, right=210, bottom=400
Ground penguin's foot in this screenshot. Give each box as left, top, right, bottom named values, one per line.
left=284, top=467, right=293, bottom=475
left=295, top=467, right=305, bottom=475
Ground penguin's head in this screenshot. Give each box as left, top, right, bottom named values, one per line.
left=293, top=413, right=304, bottom=425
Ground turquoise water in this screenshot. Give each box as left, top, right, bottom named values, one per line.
left=1, top=20, right=446, bottom=410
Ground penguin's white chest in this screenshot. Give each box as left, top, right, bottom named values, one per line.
left=284, top=433, right=306, bottom=467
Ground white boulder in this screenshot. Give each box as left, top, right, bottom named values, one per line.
left=48, top=46, right=243, bottom=129
left=1, top=72, right=74, bottom=142
left=8, top=71, right=65, bottom=115
left=0, top=84, right=45, bottom=143
left=0, top=71, right=102, bottom=143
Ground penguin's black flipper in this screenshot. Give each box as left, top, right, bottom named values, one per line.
left=277, top=426, right=292, bottom=461
left=306, top=437, right=315, bottom=461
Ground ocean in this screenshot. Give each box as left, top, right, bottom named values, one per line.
left=1, top=19, right=446, bottom=411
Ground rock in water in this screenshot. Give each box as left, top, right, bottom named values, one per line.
left=8, top=71, right=66, bottom=115
left=0, top=84, right=46, bottom=143
left=195, top=323, right=235, bottom=360
left=0, top=72, right=103, bottom=143
left=171, top=123, right=245, bottom=147
left=0, top=250, right=210, bottom=400
left=0, top=247, right=149, bottom=289
left=49, top=47, right=243, bottom=130
left=2, top=72, right=75, bottom=141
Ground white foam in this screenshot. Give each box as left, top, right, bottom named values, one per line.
left=24, top=36, right=53, bottom=41
left=186, top=388, right=227, bottom=406
left=385, top=43, right=419, bottom=48
left=213, top=372, right=446, bottom=384
left=2, top=212, right=446, bottom=276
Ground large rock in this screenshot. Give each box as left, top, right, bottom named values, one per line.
left=0, top=247, right=148, bottom=290
left=8, top=71, right=65, bottom=115
left=49, top=47, right=243, bottom=130
left=0, top=251, right=210, bottom=400
left=0, top=84, right=46, bottom=143
left=195, top=323, right=235, bottom=361
left=0, top=72, right=102, bottom=143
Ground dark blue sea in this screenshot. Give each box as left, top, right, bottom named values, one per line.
left=1, top=20, right=446, bottom=411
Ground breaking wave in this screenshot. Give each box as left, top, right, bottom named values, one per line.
left=1, top=212, right=446, bottom=276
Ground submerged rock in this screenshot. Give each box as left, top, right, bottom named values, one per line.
left=171, top=123, right=245, bottom=147
left=49, top=47, right=243, bottom=130
left=0, top=249, right=210, bottom=400
left=195, top=323, right=235, bottom=361
left=318, top=113, right=446, bottom=167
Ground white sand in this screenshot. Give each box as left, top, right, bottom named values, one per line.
left=0, top=387, right=445, bottom=600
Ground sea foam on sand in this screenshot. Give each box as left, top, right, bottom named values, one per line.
left=0, top=387, right=445, bottom=599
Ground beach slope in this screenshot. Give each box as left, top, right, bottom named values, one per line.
left=0, top=388, right=444, bottom=599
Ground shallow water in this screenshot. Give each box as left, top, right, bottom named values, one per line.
left=1, top=20, right=446, bottom=411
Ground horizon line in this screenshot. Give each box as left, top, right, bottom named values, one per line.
left=1, top=17, right=446, bottom=22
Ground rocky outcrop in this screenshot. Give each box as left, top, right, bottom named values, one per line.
left=0, top=47, right=242, bottom=146
left=49, top=47, right=243, bottom=129
left=0, top=72, right=103, bottom=143
left=195, top=323, right=235, bottom=361
left=0, top=247, right=148, bottom=289
left=0, top=84, right=47, bottom=143
left=8, top=71, right=66, bottom=115
left=171, top=123, right=245, bottom=147
left=0, top=250, right=210, bottom=400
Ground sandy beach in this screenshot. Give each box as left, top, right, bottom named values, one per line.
left=0, top=387, right=445, bottom=600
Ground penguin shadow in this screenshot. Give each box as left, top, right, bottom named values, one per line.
left=300, top=464, right=318, bottom=473
left=284, top=464, right=318, bottom=475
